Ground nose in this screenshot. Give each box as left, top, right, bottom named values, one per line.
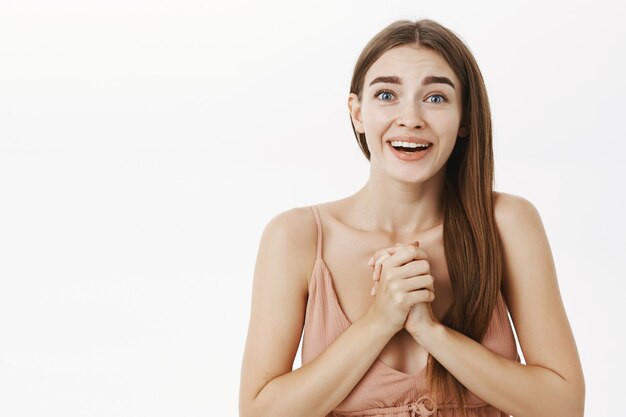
left=395, top=99, right=425, bottom=129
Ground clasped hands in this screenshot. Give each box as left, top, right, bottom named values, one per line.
left=366, top=240, right=439, bottom=339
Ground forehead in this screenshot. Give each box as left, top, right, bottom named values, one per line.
left=364, top=44, right=457, bottom=87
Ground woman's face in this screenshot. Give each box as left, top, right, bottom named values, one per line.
left=349, top=44, right=467, bottom=183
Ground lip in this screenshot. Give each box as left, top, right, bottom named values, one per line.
left=387, top=141, right=432, bottom=161
left=386, top=136, right=432, bottom=145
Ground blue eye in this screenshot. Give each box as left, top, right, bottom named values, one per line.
left=375, top=89, right=395, bottom=101
left=428, top=94, right=448, bottom=104
left=375, top=90, right=448, bottom=103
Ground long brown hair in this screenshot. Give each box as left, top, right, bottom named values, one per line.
left=349, top=19, right=502, bottom=414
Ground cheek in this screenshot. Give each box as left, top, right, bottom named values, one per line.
left=432, top=113, right=461, bottom=137
left=362, top=111, right=389, bottom=134
left=369, top=109, right=396, bottom=131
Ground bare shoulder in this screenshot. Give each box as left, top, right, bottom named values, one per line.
left=239, top=205, right=318, bottom=411
left=262, top=206, right=319, bottom=287
left=492, top=190, right=548, bottom=298
left=493, top=191, right=540, bottom=226
left=491, top=191, right=585, bottom=398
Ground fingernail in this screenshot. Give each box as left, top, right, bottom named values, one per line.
left=370, top=286, right=375, bottom=296
left=368, top=256, right=374, bottom=266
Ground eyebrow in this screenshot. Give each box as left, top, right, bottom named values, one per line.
left=368, top=75, right=455, bottom=90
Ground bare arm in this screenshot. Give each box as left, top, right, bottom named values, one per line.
left=239, top=208, right=397, bottom=417
left=410, top=193, right=585, bottom=417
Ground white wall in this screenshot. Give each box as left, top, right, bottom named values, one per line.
left=1, top=1, right=623, bottom=416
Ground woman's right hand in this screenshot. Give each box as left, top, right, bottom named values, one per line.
left=366, top=242, right=435, bottom=334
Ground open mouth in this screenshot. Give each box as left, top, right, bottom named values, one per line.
left=388, top=142, right=432, bottom=154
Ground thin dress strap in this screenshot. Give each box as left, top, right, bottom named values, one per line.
left=310, top=205, right=323, bottom=260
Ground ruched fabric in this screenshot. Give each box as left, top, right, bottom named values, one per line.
left=301, top=206, right=521, bottom=417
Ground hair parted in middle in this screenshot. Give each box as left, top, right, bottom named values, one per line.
left=348, top=18, right=502, bottom=415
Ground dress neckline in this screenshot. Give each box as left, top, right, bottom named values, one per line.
left=312, top=256, right=427, bottom=379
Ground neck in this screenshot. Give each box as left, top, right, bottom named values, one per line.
left=349, top=174, right=446, bottom=237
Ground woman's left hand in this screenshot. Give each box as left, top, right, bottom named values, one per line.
left=368, top=241, right=439, bottom=339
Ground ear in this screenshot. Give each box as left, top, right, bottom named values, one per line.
left=348, top=93, right=364, bottom=134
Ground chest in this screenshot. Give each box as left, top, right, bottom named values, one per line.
left=317, top=220, right=454, bottom=375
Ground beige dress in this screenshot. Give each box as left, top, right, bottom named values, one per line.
left=301, top=205, right=521, bottom=417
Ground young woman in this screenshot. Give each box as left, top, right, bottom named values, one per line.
left=239, top=18, right=585, bottom=417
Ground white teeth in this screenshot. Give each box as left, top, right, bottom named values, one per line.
left=389, top=140, right=430, bottom=148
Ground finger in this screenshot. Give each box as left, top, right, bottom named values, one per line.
left=385, top=242, right=416, bottom=259
left=372, top=246, right=429, bottom=286
left=371, top=280, right=377, bottom=296
left=381, top=241, right=419, bottom=259
left=369, top=245, right=397, bottom=266
left=395, top=262, right=431, bottom=285
left=370, top=244, right=410, bottom=280
left=389, top=244, right=402, bottom=253
left=369, top=241, right=421, bottom=269
left=396, top=241, right=419, bottom=249
left=373, top=253, right=390, bottom=282
left=369, top=245, right=396, bottom=266
left=373, top=253, right=391, bottom=282
left=400, top=274, right=435, bottom=292
left=388, top=244, right=429, bottom=265
left=407, top=288, right=435, bottom=304
left=391, top=241, right=418, bottom=250
left=371, top=245, right=401, bottom=268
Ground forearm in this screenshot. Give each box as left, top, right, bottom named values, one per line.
left=249, top=310, right=396, bottom=417
left=414, top=323, right=583, bottom=417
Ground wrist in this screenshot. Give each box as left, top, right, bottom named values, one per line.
left=409, top=321, right=444, bottom=347
left=365, top=309, right=400, bottom=340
